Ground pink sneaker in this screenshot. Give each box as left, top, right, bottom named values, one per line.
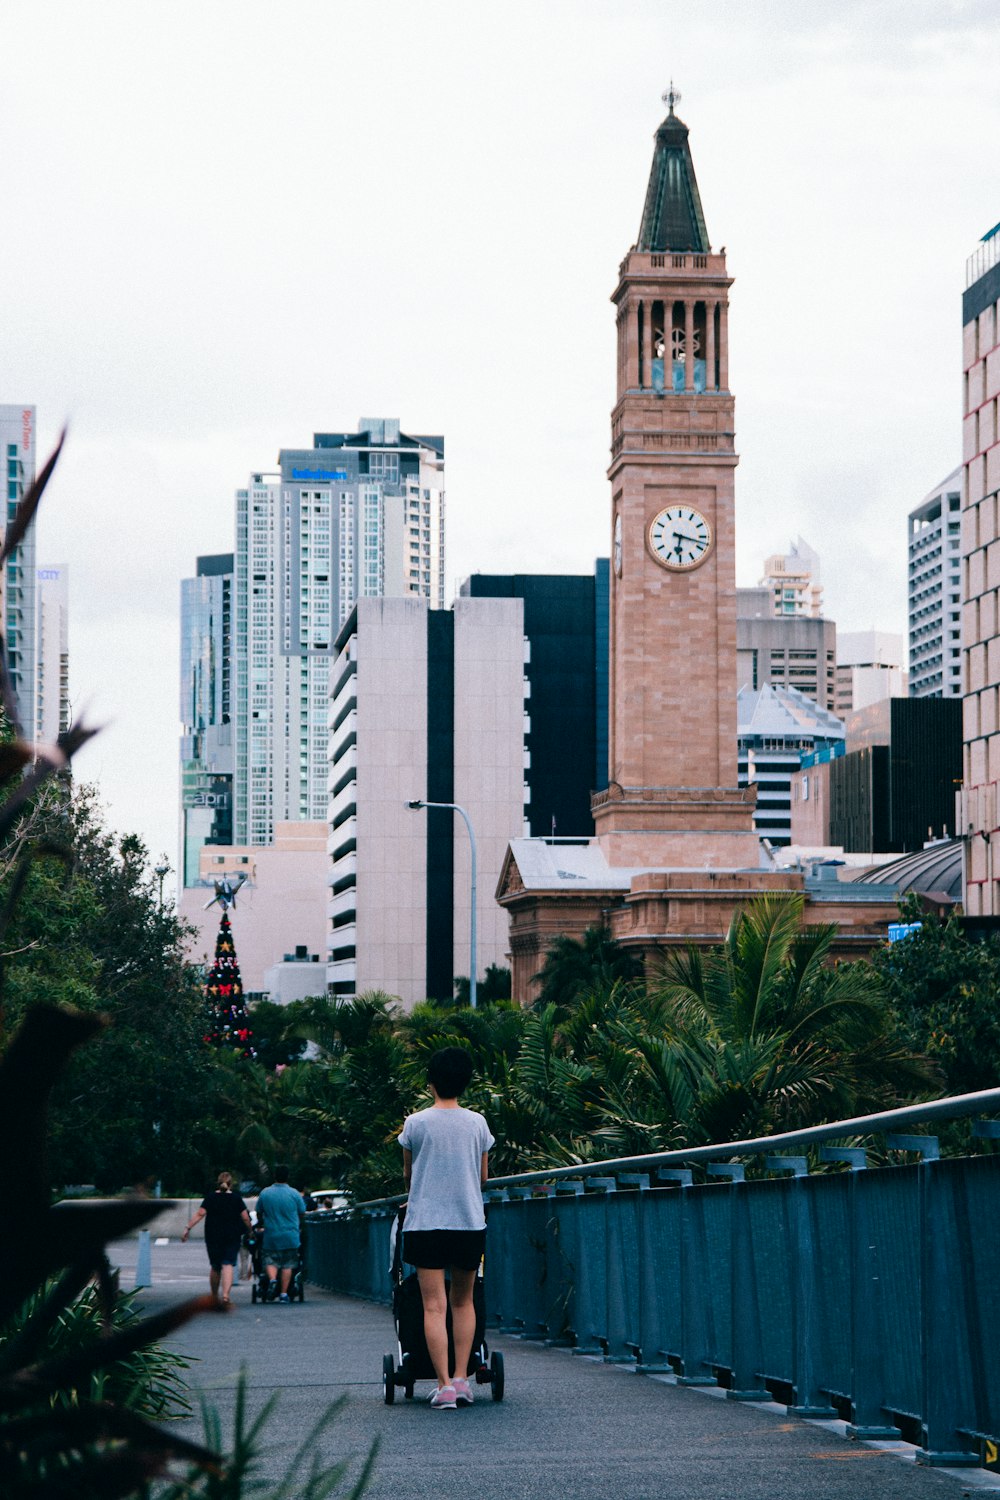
left=453, top=1377, right=474, bottom=1406
left=429, top=1384, right=457, bottom=1409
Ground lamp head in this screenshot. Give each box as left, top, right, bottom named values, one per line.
left=405, top=800, right=424, bottom=810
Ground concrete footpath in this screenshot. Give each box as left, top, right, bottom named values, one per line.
left=110, top=1239, right=996, bottom=1500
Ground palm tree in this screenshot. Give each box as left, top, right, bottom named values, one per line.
left=533, top=924, right=644, bottom=1010
left=647, top=893, right=938, bottom=1142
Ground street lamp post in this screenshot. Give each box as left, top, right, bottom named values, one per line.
left=154, top=862, right=169, bottom=911
left=406, top=799, right=477, bottom=1009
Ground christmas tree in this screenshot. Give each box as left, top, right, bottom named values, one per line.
left=203, top=910, right=255, bottom=1057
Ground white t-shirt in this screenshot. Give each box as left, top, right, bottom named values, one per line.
left=399, top=1105, right=495, bottom=1232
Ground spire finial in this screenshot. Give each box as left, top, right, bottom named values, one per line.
left=662, top=80, right=681, bottom=116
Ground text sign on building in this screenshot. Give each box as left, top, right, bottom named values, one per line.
left=291, top=468, right=348, bottom=482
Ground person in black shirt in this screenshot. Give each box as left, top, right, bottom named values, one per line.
left=182, top=1171, right=252, bottom=1304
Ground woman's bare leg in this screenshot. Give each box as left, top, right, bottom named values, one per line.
left=219, top=1264, right=234, bottom=1301
left=416, top=1267, right=452, bottom=1387
left=209, top=1266, right=221, bottom=1301
left=449, top=1266, right=478, bottom=1379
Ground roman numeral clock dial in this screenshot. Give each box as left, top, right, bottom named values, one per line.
left=648, top=505, right=713, bottom=571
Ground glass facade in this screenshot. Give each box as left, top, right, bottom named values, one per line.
left=179, top=556, right=234, bottom=885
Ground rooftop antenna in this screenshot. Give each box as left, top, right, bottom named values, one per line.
left=662, top=80, right=681, bottom=116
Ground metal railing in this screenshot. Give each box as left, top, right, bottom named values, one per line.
left=306, top=1088, right=1000, bottom=1468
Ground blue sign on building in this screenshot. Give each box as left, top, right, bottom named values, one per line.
left=888, top=921, right=922, bottom=943
left=291, top=467, right=348, bottom=482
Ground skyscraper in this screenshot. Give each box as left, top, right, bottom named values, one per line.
left=908, top=468, right=962, bottom=699
left=180, top=554, right=234, bottom=885
left=231, top=421, right=446, bottom=847
left=34, top=564, right=69, bottom=746
left=0, top=405, right=38, bottom=725
left=959, top=225, right=1000, bottom=914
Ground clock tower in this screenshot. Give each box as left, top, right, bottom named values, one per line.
left=592, top=88, right=758, bottom=867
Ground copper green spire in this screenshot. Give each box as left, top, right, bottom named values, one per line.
left=637, top=85, right=710, bottom=254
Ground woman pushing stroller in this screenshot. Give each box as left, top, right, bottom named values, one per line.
left=399, top=1047, right=494, bottom=1410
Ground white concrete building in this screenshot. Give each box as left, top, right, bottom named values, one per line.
left=834, top=630, right=906, bottom=716
left=34, top=564, right=68, bottom=746
left=328, top=596, right=527, bottom=1008
left=908, top=468, right=962, bottom=698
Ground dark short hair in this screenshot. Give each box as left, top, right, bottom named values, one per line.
left=274, top=1163, right=290, bottom=1183
left=427, top=1046, right=473, bottom=1099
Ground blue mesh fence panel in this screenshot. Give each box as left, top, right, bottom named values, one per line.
left=748, top=1178, right=792, bottom=1385
left=640, top=1189, right=682, bottom=1367
left=808, top=1173, right=851, bottom=1403
left=863, top=1163, right=922, bottom=1422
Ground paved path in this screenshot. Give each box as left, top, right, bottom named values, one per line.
left=112, top=1240, right=997, bottom=1500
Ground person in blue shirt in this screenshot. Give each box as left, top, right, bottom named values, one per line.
left=256, top=1164, right=306, bottom=1302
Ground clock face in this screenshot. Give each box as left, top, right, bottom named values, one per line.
left=648, top=506, right=713, bottom=570
left=613, top=514, right=622, bottom=577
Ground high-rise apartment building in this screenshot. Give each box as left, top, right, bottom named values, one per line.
left=759, top=537, right=823, bottom=617
left=35, top=564, right=69, bottom=746
left=0, top=405, right=38, bottom=721
left=180, top=554, right=234, bottom=885
left=960, top=226, right=1000, bottom=914
left=908, top=468, right=962, bottom=699
left=281, top=420, right=445, bottom=628
left=231, top=420, right=445, bottom=848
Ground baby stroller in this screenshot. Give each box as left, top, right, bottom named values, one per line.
left=382, top=1205, right=504, bottom=1403
left=248, top=1227, right=306, bottom=1304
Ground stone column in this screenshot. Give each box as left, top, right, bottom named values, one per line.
left=705, top=301, right=716, bottom=392
left=684, top=300, right=694, bottom=392
left=718, top=302, right=729, bottom=391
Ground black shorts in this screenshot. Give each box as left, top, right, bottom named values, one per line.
left=404, top=1228, right=485, bottom=1271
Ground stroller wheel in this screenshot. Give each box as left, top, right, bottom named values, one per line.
left=401, top=1353, right=414, bottom=1399
left=382, top=1353, right=396, bottom=1405
left=490, top=1350, right=505, bottom=1402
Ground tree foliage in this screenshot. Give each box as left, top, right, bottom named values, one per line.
left=851, top=900, right=1000, bottom=1096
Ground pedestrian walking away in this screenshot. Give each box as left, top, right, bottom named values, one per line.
left=399, top=1046, right=494, bottom=1409
left=181, top=1171, right=252, bottom=1304
left=256, top=1164, right=307, bottom=1302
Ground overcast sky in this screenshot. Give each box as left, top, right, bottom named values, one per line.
left=3, top=0, right=997, bottom=879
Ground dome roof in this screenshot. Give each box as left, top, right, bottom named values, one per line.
left=850, top=839, right=962, bottom=903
